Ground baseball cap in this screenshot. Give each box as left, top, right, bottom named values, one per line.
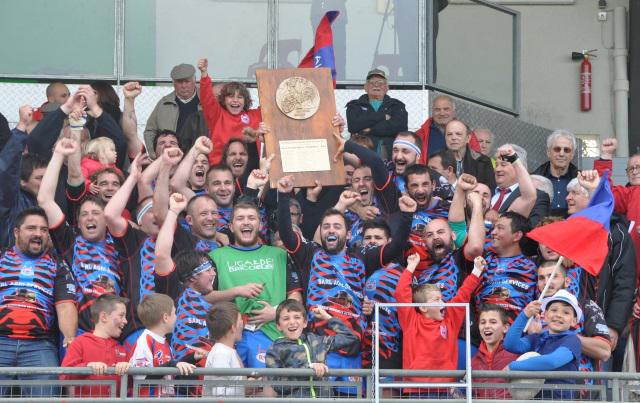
left=366, top=68, right=387, bottom=80
left=541, top=289, right=583, bottom=321
left=170, top=63, right=196, bottom=80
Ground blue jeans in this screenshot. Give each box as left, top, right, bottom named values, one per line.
left=0, top=336, right=60, bottom=397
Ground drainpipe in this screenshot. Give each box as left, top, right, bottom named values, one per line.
left=613, top=6, right=629, bottom=157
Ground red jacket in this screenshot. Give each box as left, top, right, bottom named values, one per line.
left=200, top=75, right=261, bottom=165
left=395, top=269, right=480, bottom=388
left=61, top=332, right=130, bottom=397
left=594, top=159, right=640, bottom=302
left=471, top=341, right=518, bottom=399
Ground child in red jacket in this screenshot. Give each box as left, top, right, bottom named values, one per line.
left=471, top=304, right=518, bottom=399
left=395, top=254, right=485, bottom=398
left=61, top=295, right=131, bottom=397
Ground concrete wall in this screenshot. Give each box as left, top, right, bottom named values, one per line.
left=438, top=0, right=629, bottom=142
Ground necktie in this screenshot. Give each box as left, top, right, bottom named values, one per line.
left=492, top=188, right=511, bottom=211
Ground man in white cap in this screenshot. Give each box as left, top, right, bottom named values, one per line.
left=346, top=68, right=407, bottom=159
left=144, top=63, right=201, bottom=158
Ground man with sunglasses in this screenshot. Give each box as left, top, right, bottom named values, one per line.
left=532, top=129, right=579, bottom=216
left=346, top=69, right=408, bottom=159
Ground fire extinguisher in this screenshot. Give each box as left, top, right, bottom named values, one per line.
left=572, top=49, right=597, bottom=111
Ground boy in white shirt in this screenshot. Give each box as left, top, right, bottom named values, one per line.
left=203, top=301, right=245, bottom=397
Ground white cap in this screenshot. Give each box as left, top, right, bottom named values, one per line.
left=541, top=289, right=583, bottom=322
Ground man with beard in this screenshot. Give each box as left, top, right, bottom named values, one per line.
left=392, top=164, right=449, bottom=272
left=38, top=138, right=120, bottom=336
left=276, top=176, right=414, bottom=394
left=388, top=131, right=421, bottom=193
left=171, top=136, right=213, bottom=197
left=208, top=200, right=302, bottom=370
left=0, top=207, right=76, bottom=396
left=104, top=153, right=181, bottom=350
left=416, top=190, right=485, bottom=300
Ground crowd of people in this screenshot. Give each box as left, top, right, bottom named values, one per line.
left=0, top=58, right=638, bottom=399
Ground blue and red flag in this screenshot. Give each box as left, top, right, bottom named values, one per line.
left=299, top=10, right=340, bottom=87
left=527, top=171, right=614, bottom=276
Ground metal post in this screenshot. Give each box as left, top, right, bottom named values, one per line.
left=119, top=373, right=128, bottom=399
left=374, top=304, right=380, bottom=403
left=464, top=304, right=472, bottom=403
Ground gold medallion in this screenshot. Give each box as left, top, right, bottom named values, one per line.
left=275, top=77, right=320, bottom=120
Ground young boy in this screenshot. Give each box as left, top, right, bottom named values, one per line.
left=203, top=301, right=245, bottom=397
left=61, top=294, right=131, bottom=397
left=395, top=253, right=486, bottom=397
left=265, top=299, right=360, bottom=398
left=471, top=304, right=518, bottom=399
left=129, top=293, right=196, bottom=397
left=504, top=289, right=583, bottom=400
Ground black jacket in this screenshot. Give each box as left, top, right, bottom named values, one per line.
left=462, top=148, right=496, bottom=190
left=584, top=214, right=637, bottom=333
left=346, top=94, right=407, bottom=145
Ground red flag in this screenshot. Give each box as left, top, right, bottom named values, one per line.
left=299, top=11, right=340, bottom=87
left=527, top=171, right=614, bottom=276
left=469, top=130, right=481, bottom=153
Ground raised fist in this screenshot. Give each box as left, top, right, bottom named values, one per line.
left=197, top=58, right=208, bottom=73
left=600, top=138, right=618, bottom=159
left=123, top=82, right=142, bottom=99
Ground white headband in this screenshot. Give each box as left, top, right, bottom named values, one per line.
left=393, top=139, right=421, bottom=157
left=136, top=202, right=154, bottom=225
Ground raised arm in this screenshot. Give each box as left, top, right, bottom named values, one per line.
left=170, top=136, right=212, bottom=201
left=462, top=190, right=485, bottom=260
left=153, top=147, right=184, bottom=225
left=78, top=86, right=127, bottom=169
left=497, top=145, right=536, bottom=217
left=504, top=302, right=541, bottom=354
left=197, top=58, right=222, bottom=131
left=155, top=193, right=187, bottom=276
left=38, top=138, right=78, bottom=226
left=276, top=176, right=302, bottom=252
left=121, top=82, right=145, bottom=158
left=105, top=153, right=146, bottom=236
left=0, top=107, right=32, bottom=211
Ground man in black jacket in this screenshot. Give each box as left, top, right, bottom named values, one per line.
left=346, top=69, right=408, bottom=159
left=569, top=173, right=636, bottom=370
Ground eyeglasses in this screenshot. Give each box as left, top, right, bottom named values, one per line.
left=626, top=165, right=640, bottom=173
left=552, top=146, right=573, bottom=153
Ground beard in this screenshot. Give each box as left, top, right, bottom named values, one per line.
left=322, top=235, right=347, bottom=254
left=427, top=239, right=454, bottom=262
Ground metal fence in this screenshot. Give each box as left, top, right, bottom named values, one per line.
left=0, top=366, right=639, bottom=402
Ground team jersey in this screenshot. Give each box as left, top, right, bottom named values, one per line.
left=565, top=264, right=583, bottom=300
left=50, top=220, right=121, bottom=331
left=172, top=287, right=212, bottom=361
left=417, top=248, right=472, bottom=302
left=398, top=199, right=449, bottom=273
left=130, top=329, right=176, bottom=396
left=112, top=223, right=181, bottom=340
left=475, top=250, right=537, bottom=320
left=362, top=262, right=402, bottom=368
left=173, top=224, right=221, bottom=255
left=216, top=207, right=233, bottom=235
left=0, top=246, right=75, bottom=339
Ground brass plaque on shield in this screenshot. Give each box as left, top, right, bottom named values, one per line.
left=275, top=77, right=320, bottom=120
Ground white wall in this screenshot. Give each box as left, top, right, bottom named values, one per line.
left=439, top=0, right=628, bottom=141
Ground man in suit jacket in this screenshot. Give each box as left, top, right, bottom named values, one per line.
left=445, top=119, right=496, bottom=189
left=491, top=144, right=549, bottom=227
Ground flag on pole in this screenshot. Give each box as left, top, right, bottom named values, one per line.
left=298, top=10, right=340, bottom=87
left=527, top=171, right=614, bottom=276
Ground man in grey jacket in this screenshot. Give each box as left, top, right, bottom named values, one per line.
left=143, top=63, right=201, bottom=158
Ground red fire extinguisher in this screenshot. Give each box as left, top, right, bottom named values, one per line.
left=573, top=49, right=597, bottom=112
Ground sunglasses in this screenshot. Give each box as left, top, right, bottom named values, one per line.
left=626, top=165, right=640, bottom=174
left=552, top=147, right=573, bottom=153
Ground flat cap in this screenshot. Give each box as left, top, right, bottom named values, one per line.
left=366, top=68, right=387, bottom=80
left=170, top=63, right=196, bottom=80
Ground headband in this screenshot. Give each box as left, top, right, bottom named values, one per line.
left=136, top=202, right=154, bottom=225
left=190, top=260, right=213, bottom=279
left=393, top=139, right=421, bottom=157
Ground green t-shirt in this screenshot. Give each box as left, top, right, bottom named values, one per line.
left=210, top=245, right=288, bottom=340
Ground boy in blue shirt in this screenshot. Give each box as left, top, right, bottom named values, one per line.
left=504, top=289, right=582, bottom=400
